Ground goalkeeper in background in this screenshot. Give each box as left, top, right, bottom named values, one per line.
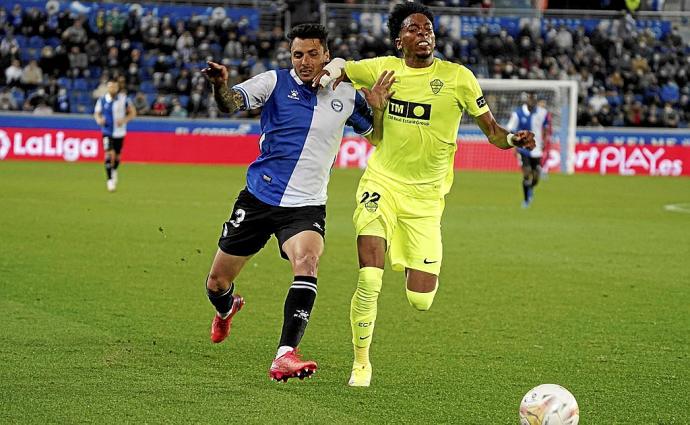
left=507, top=92, right=552, bottom=208
left=313, top=2, right=535, bottom=387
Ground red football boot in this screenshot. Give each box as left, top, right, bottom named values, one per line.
left=269, top=349, right=318, bottom=382
left=210, top=295, right=245, bottom=343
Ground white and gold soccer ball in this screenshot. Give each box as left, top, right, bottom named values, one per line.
left=519, top=384, right=579, bottom=425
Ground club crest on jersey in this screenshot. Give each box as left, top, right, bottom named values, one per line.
left=331, top=99, right=343, bottom=112
left=360, top=191, right=380, bottom=212
left=365, top=200, right=378, bottom=212
left=430, top=79, right=443, bottom=94
left=288, top=90, right=299, bottom=100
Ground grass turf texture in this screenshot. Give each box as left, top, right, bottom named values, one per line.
left=1, top=161, right=688, bottom=424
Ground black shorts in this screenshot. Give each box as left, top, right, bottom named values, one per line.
left=518, top=149, right=541, bottom=171
left=218, top=188, right=326, bottom=260
left=103, top=136, right=124, bottom=154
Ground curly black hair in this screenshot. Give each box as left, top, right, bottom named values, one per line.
left=387, top=2, right=434, bottom=49
left=287, top=23, right=329, bottom=50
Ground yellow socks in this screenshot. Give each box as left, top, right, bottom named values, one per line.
left=350, top=267, right=384, bottom=366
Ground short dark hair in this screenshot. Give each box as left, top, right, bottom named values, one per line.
left=387, top=2, right=434, bottom=48
left=287, top=23, right=329, bottom=50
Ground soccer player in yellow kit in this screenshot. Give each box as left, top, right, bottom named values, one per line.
left=314, top=2, right=536, bottom=386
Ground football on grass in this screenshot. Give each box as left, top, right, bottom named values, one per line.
left=519, top=384, right=579, bottom=425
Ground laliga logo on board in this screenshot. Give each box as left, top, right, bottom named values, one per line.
left=0, top=129, right=99, bottom=161
left=0, top=131, right=10, bottom=159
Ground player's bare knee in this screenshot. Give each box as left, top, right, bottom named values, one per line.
left=292, top=252, right=320, bottom=276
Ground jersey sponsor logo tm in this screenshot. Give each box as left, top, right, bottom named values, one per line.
left=476, top=96, right=487, bottom=108
left=388, top=98, right=432, bottom=123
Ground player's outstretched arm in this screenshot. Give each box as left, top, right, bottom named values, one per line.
left=202, top=61, right=244, bottom=114
left=361, top=71, right=395, bottom=146
left=474, top=111, right=536, bottom=150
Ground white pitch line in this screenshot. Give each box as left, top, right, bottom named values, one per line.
left=664, top=203, right=690, bottom=214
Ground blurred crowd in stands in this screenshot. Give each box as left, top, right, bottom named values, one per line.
left=0, top=2, right=688, bottom=128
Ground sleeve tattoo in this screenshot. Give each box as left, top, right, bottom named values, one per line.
left=214, top=84, right=246, bottom=114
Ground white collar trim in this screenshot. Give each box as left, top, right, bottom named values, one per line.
left=290, top=68, right=304, bottom=85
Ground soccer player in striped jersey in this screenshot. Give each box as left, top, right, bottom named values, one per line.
left=94, top=79, right=136, bottom=192
left=313, top=2, right=536, bottom=386
left=201, top=23, right=393, bottom=382
left=507, top=92, right=552, bottom=207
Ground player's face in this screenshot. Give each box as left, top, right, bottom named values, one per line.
left=527, top=94, right=537, bottom=111
left=291, top=38, right=330, bottom=84
left=397, top=13, right=435, bottom=60
left=106, top=82, right=119, bottom=96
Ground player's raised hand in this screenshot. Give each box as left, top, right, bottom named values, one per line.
left=361, top=70, right=395, bottom=111
left=513, top=130, right=536, bottom=150
left=312, top=58, right=347, bottom=89
left=312, top=69, right=331, bottom=88
left=202, top=61, right=229, bottom=86
left=312, top=69, right=345, bottom=89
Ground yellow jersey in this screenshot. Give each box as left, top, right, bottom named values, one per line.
left=345, top=56, right=490, bottom=198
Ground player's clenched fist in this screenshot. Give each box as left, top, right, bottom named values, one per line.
left=513, top=130, right=536, bottom=150
left=202, top=61, right=229, bottom=86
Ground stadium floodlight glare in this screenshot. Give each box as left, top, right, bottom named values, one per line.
left=475, top=78, right=578, bottom=174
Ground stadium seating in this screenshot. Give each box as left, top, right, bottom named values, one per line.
left=0, top=1, right=687, bottom=127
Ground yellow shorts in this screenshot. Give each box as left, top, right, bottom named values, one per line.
left=353, top=177, right=444, bottom=275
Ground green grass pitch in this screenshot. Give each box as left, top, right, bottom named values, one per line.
left=1, top=161, right=688, bottom=424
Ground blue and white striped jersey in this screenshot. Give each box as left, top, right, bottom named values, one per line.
left=507, top=104, right=551, bottom=158
left=234, top=68, right=373, bottom=207
left=95, top=93, right=132, bottom=138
